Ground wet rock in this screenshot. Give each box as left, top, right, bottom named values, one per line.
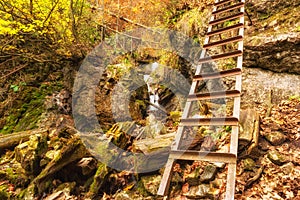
left=267, top=150, right=287, bottom=165
left=242, top=158, right=256, bottom=171
left=140, top=175, right=162, bottom=195
left=200, top=164, right=217, bottom=183
left=24, top=137, right=89, bottom=197
left=184, top=184, right=212, bottom=199
left=264, top=131, right=287, bottom=146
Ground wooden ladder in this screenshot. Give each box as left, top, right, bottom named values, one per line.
left=157, top=0, right=245, bottom=199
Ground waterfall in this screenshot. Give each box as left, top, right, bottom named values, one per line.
left=144, top=62, right=160, bottom=113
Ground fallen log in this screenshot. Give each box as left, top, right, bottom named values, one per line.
left=25, top=136, right=90, bottom=197
left=0, top=129, right=47, bottom=152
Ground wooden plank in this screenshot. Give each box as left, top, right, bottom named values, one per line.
left=169, top=150, right=237, bottom=163
left=212, top=2, right=244, bottom=15
left=193, top=68, right=242, bottom=81
left=198, top=50, right=242, bottom=64
left=207, top=23, right=243, bottom=36
left=180, top=117, right=239, bottom=126
left=187, top=90, right=240, bottom=101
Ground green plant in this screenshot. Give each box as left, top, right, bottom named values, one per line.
left=10, top=84, right=19, bottom=92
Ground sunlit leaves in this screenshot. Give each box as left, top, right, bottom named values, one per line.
left=0, top=0, right=100, bottom=56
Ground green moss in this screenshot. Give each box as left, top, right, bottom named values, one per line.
left=87, top=163, right=109, bottom=197
left=1, top=82, right=63, bottom=134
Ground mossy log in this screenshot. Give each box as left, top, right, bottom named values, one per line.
left=0, top=129, right=47, bottom=153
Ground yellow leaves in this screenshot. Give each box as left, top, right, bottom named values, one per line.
left=132, top=7, right=138, bottom=13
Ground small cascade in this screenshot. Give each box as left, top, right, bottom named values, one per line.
left=143, top=62, right=161, bottom=114
left=142, top=62, right=166, bottom=137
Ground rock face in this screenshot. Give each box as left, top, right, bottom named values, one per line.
left=242, top=68, right=300, bottom=106
left=244, top=36, right=300, bottom=74
left=244, top=0, right=300, bottom=74
left=241, top=0, right=300, bottom=106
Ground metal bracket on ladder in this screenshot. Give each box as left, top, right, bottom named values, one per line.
left=157, top=0, right=245, bottom=199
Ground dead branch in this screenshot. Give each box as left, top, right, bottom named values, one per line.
left=43, top=0, right=59, bottom=26
left=0, top=56, right=20, bottom=67
left=0, top=63, right=28, bottom=80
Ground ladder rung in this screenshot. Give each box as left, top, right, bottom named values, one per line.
left=198, top=50, right=242, bottom=64
left=180, top=117, right=239, bottom=126
left=212, top=2, right=244, bottom=15
left=187, top=90, right=240, bottom=101
left=203, top=35, right=243, bottom=49
left=193, top=68, right=242, bottom=81
left=214, top=0, right=235, bottom=7
left=209, top=12, right=244, bottom=26
left=169, top=150, right=237, bottom=163
left=207, top=23, right=244, bottom=36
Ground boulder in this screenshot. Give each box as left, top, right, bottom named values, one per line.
left=242, top=158, right=256, bottom=171
left=267, top=150, right=287, bottom=165
left=200, top=164, right=217, bottom=183
left=184, top=184, right=212, bottom=199
left=264, top=131, right=287, bottom=146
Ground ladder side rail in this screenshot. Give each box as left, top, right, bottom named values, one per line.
left=225, top=1, right=244, bottom=199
